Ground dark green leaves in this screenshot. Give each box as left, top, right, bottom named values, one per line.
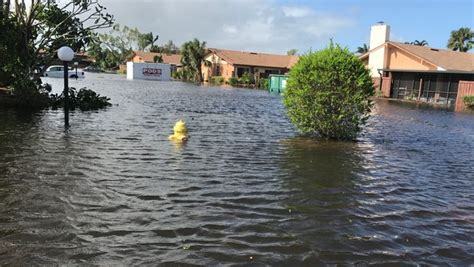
left=283, top=44, right=374, bottom=140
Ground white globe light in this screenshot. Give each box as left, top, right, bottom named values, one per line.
left=58, top=46, right=74, bottom=61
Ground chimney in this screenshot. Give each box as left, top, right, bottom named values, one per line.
left=369, top=22, right=390, bottom=49
left=367, top=22, right=390, bottom=77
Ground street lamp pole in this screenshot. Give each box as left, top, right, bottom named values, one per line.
left=58, top=46, right=74, bottom=127
left=63, top=60, right=70, bottom=126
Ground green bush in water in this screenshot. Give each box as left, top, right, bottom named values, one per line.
left=240, top=72, right=254, bottom=85
left=51, top=87, right=111, bottom=111
left=463, top=95, right=474, bottom=109
left=211, top=76, right=224, bottom=85
left=228, top=77, right=238, bottom=86
left=283, top=43, right=374, bottom=140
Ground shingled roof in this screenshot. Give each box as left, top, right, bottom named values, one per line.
left=207, top=48, right=299, bottom=69
left=131, top=51, right=182, bottom=65
left=360, top=42, right=474, bottom=72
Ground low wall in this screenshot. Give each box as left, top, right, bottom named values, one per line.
left=455, top=81, right=474, bottom=112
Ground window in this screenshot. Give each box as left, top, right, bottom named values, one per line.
left=236, top=67, right=250, bottom=77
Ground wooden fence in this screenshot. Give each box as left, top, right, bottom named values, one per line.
left=455, top=81, right=474, bottom=112
left=381, top=77, right=391, bottom=97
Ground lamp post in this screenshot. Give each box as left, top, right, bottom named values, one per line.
left=58, top=46, right=74, bottom=127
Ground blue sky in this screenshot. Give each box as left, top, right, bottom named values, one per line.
left=281, top=0, right=474, bottom=52
left=102, top=0, right=474, bottom=54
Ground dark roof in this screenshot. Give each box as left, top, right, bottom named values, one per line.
left=207, top=48, right=299, bottom=69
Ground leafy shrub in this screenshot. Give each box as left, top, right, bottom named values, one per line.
left=2, top=78, right=52, bottom=108
left=172, top=70, right=182, bottom=80
left=211, top=76, right=224, bottom=85
left=259, top=78, right=269, bottom=89
left=283, top=43, right=374, bottom=140
left=51, top=87, right=111, bottom=111
left=228, top=77, right=238, bottom=86
left=463, top=95, right=474, bottom=109
left=240, top=72, right=254, bottom=85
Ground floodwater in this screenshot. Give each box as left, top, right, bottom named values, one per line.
left=0, top=74, right=473, bottom=265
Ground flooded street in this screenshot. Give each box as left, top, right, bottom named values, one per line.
left=0, top=73, right=473, bottom=265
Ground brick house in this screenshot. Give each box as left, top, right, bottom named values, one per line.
left=202, top=48, right=299, bottom=82
left=361, top=23, right=474, bottom=110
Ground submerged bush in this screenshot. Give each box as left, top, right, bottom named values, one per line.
left=211, top=76, right=224, bottom=85
left=259, top=78, right=269, bottom=89
left=51, top=87, right=111, bottom=111
left=240, top=72, right=254, bottom=85
left=283, top=43, right=374, bottom=140
left=463, top=95, right=474, bottom=109
left=228, top=77, right=238, bottom=86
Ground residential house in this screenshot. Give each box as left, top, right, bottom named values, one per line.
left=360, top=23, right=474, bottom=110
left=202, top=48, right=299, bottom=82
left=129, top=51, right=182, bottom=73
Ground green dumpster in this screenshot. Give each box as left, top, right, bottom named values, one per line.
left=269, top=74, right=288, bottom=94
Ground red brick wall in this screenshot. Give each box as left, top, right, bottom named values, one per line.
left=455, top=81, right=474, bottom=112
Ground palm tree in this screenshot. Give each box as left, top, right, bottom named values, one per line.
left=153, top=55, right=163, bottom=63
left=413, top=40, right=429, bottom=46
left=356, top=43, right=368, bottom=54
left=138, top=32, right=159, bottom=51
left=180, top=38, right=207, bottom=83
left=447, top=27, right=473, bottom=52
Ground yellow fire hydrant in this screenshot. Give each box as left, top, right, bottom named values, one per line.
left=169, top=120, right=189, bottom=142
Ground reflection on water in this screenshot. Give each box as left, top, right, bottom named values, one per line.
left=0, top=74, right=473, bottom=265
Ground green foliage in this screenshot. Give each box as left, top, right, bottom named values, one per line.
left=88, top=24, right=138, bottom=70
left=180, top=38, right=207, bottom=83
left=172, top=68, right=193, bottom=81
left=149, top=40, right=180, bottom=54
left=0, top=0, right=113, bottom=107
left=228, top=77, right=238, bottom=86
left=287, top=49, right=298, bottom=56
left=259, top=78, right=269, bottom=89
left=356, top=43, right=368, bottom=54
left=153, top=55, right=163, bottom=63
left=463, top=95, right=474, bottom=109
left=447, top=27, right=473, bottom=52
left=172, top=70, right=182, bottom=80
left=161, top=40, right=180, bottom=54
left=239, top=72, right=254, bottom=85
left=138, top=32, right=159, bottom=51
left=283, top=43, right=374, bottom=140
left=51, top=87, right=111, bottom=111
left=210, top=76, right=224, bottom=85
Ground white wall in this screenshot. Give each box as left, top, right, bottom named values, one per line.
left=127, top=62, right=171, bottom=81
left=369, top=24, right=390, bottom=49
left=368, top=23, right=390, bottom=77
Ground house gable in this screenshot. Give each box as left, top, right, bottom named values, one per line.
left=387, top=45, right=437, bottom=71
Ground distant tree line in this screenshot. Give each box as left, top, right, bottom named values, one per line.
left=87, top=24, right=180, bottom=70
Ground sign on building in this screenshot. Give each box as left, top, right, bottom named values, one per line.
left=126, top=62, right=171, bottom=81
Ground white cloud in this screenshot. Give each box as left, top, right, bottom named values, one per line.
left=282, top=6, right=312, bottom=18
left=222, top=25, right=238, bottom=35
left=99, top=0, right=355, bottom=54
